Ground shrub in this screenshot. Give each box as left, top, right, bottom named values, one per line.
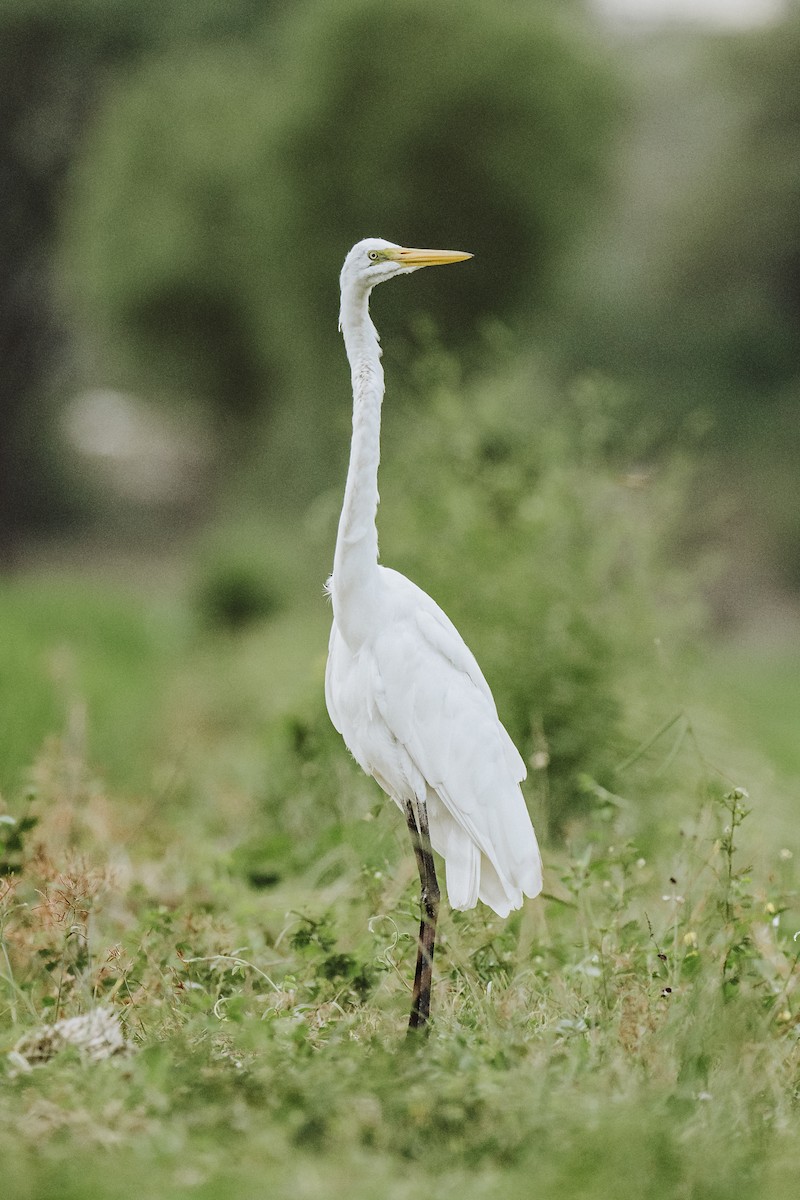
left=373, top=353, right=704, bottom=833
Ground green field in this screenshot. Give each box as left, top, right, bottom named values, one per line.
left=3, top=2, right=800, bottom=1195
left=1, top=569, right=798, bottom=1200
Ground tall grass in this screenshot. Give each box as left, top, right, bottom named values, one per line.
left=0, top=717, right=797, bottom=1199
left=1, top=362, right=798, bottom=1199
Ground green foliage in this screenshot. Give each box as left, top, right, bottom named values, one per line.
left=62, top=0, right=620, bottom=461
left=0, top=435, right=797, bottom=1198
left=663, top=11, right=800, bottom=390
left=64, top=44, right=283, bottom=418
left=266, top=0, right=620, bottom=350
left=1, top=0, right=272, bottom=48
left=546, top=8, right=800, bottom=605
left=558, top=9, right=800, bottom=405
left=193, top=555, right=279, bottom=632
left=372, top=354, right=703, bottom=832
left=214, top=348, right=705, bottom=846
left=0, top=577, right=181, bottom=794
left=0, top=730, right=798, bottom=1200
left=709, top=638, right=800, bottom=778
left=0, top=0, right=279, bottom=546
left=0, top=812, right=37, bottom=877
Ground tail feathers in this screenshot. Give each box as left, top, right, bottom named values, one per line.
left=478, top=854, right=519, bottom=917
left=478, top=848, right=542, bottom=917
left=445, top=838, right=480, bottom=910
left=427, top=793, right=542, bottom=917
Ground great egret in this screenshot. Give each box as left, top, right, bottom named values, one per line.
left=326, top=238, right=542, bottom=1032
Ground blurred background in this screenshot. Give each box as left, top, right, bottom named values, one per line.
left=1, top=0, right=798, bottom=842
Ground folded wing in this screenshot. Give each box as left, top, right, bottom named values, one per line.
left=372, top=570, right=542, bottom=916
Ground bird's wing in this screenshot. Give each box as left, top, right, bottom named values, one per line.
left=324, top=621, right=345, bottom=736
left=380, top=569, right=526, bottom=781
left=371, top=571, right=539, bottom=907
left=326, top=613, right=427, bottom=802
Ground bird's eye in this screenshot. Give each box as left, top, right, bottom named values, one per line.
left=368, top=251, right=380, bottom=261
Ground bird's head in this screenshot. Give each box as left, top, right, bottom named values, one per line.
left=340, top=238, right=473, bottom=296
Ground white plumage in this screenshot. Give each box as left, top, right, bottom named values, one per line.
left=326, top=567, right=541, bottom=915
left=325, top=238, right=542, bottom=1028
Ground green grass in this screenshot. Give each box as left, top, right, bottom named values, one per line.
left=705, top=637, right=800, bottom=779
left=0, top=576, right=183, bottom=795
left=1, top=573, right=798, bottom=1200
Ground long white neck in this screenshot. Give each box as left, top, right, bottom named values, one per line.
left=331, top=282, right=384, bottom=644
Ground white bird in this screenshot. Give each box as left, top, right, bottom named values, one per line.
left=325, top=238, right=542, bottom=1032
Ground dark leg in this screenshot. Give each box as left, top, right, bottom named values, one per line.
left=405, top=798, right=440, bottom=1034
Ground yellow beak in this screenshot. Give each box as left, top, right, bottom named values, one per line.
left=388, top=247, right=473, bottom=267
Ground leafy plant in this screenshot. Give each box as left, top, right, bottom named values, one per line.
left=376, top=357, right=703, bottom=831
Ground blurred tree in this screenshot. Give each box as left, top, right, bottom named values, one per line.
left=63, top=46, right=284, bottom=427
left=62, top=0, right=621, bottom=500
left=0, top=0, right=274, bottom=557
left=549, top=8, right=800, bottom=598
left=561, top=6, right=800, bottom=400
left=653, top=7, right=800, bottom=393
left=0, top=6, right=101, bottom=562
